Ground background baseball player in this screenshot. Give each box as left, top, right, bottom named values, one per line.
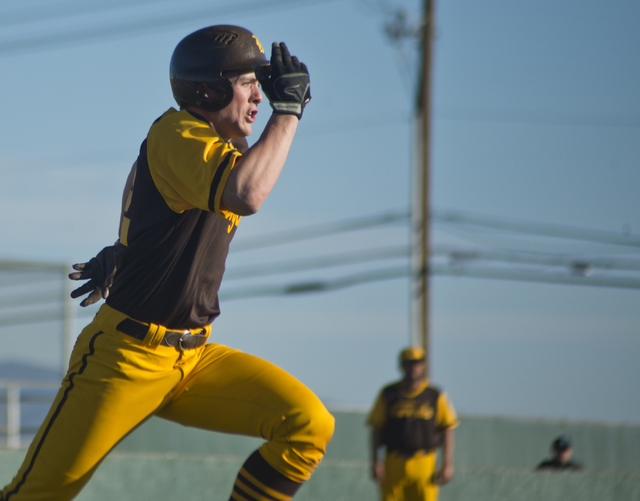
left=1, top=25, right=334, bottom=501
left=368, top=346, right=458, bottom=501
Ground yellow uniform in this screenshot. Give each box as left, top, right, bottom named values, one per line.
left=1, top=109, right=334, bottom=501
left=368, top=379, right=458, bottom=501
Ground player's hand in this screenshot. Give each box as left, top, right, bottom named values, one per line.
left=68, top=244, right=117, bottom=307
left=253, top=42, right=310, bottom=120
left=372, top=462, right=385, bottom=483
left=434, top=464, right=454, bottom=485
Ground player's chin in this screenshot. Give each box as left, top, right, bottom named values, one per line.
left=240, top=121, right=254, bottom=136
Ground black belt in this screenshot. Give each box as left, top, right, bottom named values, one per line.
left=389, top=448, right=426, bottom=458
left=116, top=318, right=208, bottom=351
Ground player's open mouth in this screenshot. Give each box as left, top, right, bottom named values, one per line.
left=247, top=110, right=258, bottom=123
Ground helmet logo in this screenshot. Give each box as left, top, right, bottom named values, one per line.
left=210, top=31, right=238, bottom=47
left=252, top=35, right=264, bottom=54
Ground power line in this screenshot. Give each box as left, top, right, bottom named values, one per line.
left=225, top=245, right=409, bottom=279
left=7, top=2, right=631, bottom=131
left=228, top=243, right=640, bottom=280
left=435, top=106, right=640, bottom=129
left=0, top=309, right=64, bottom=328
left=0, top=0, right=339, bottom=57
left=438, top=247, right=640, bottom=273
left=231, top=208, right=640, bottom=253
left=433, top=210, right=640, bottom=249
left=3, top=209, right=640, bottom=329
left=0, top=260, right=65, bottom=271
left=1, top=105, right=632, bottom=175
left=298, top=110, right=411, bottom=138
left=231, top=211, right=410, bottom=252
left=5, top=243, right=639, bottom=310
left=221, top=261, right=640, bottom=300
left=380, top=8, right=640, bottom=130
left=0, top=291, right=61, bottom=309
left=0, top=275, right=61, bottom=287
left=67, top=249, right=640, bottom=297
left=430, top=264, right=640, bottom=290
left=3, top=252, right=640, bottom=329
left=1, top=210, right=637, bottom=268
left=220, top=266, right=411, bottom=299
left=0, top=0, right=166, bottom=28
left=0, top=111, right=412, bottom=176
left=211, top=263, right=640, bottom=301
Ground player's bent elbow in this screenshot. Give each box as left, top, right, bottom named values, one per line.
left=221, top=187, right=271, bottom=216
left=239, top=195, right=265, bottom=216
left=232, top=202, right=259, bottom=216
left=220, top=193, right=261, bottom=216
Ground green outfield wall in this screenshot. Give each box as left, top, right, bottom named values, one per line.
left=1, top=450, right=639, bottom=501
left=2, top=411, right=640, bottom=500
left=115, top=411, right=640, bottom=470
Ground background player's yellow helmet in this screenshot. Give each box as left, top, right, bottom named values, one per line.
left=170, top=25, right=269, bottom=112
left=399, top=346, right=426, bottom=364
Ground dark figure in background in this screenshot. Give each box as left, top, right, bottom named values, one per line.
left=368, top=347, right=458, bottom=501
left=536, top=436, right=583, bottom=471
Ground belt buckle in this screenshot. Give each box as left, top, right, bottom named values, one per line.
left=177, top=330, right=190, bottom=352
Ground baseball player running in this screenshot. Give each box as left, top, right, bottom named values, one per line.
left=1, top=25, right=334, bottom=501
left=368, top=347, right=458, bottom=501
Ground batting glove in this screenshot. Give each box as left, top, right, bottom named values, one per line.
left=69, top=243, right=117, bottom=307
left=253, top=42, right=311, bottom=120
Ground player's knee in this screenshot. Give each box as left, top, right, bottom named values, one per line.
left=284, top=399, right=335, bottom=457
left=261, top=399, right=335, bottom=482
left=307, top=402, right=335, bottom=453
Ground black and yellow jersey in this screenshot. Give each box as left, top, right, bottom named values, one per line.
left=107, top=108, right=242, bottom=329
left=367, top=379, right=458, bottom=454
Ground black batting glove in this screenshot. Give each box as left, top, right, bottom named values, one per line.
left=253, top=42, right=311, bottom=120
left=69, top=244, right=117, bottom=307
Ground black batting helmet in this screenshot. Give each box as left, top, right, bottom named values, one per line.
left=170, top=25, right=269, bottom=112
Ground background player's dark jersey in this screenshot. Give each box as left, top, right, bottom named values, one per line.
left=368, top=379, right=459, bottom=455
left=107, top=108, right=242, bottom=329
left=380, top=382, right=442, bottom=454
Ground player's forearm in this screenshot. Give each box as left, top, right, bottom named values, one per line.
left=442, top=428, right=455, bottom=468
left=370, top=429, right=382, bottom=465
left=221, top=113, right=298, bottom=215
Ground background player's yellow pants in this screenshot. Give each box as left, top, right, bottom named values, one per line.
left=1, top=305, right=334, bottom=501
left=381, top=450, right=439, bottom=501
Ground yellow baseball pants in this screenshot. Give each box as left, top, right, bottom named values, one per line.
left=1, top=304, right=334, bottom=501
left=380, top=450, right=439, bottom=501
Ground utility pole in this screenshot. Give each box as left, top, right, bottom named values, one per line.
left=383, top=1, right=435, bottom=374
left=416, top=0, right=434, bottom=375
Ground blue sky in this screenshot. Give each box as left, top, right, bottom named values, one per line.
left=0, top=0, right=639, bottom=424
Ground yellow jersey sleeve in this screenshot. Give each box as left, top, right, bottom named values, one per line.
left=367, top=391, right=388, bottom=429
left=146, top=108, right=241, bottom=216
left=435, top=391, right=459, bottom=430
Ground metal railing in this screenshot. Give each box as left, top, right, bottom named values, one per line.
left=0, top=380, right=59, bottom=449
